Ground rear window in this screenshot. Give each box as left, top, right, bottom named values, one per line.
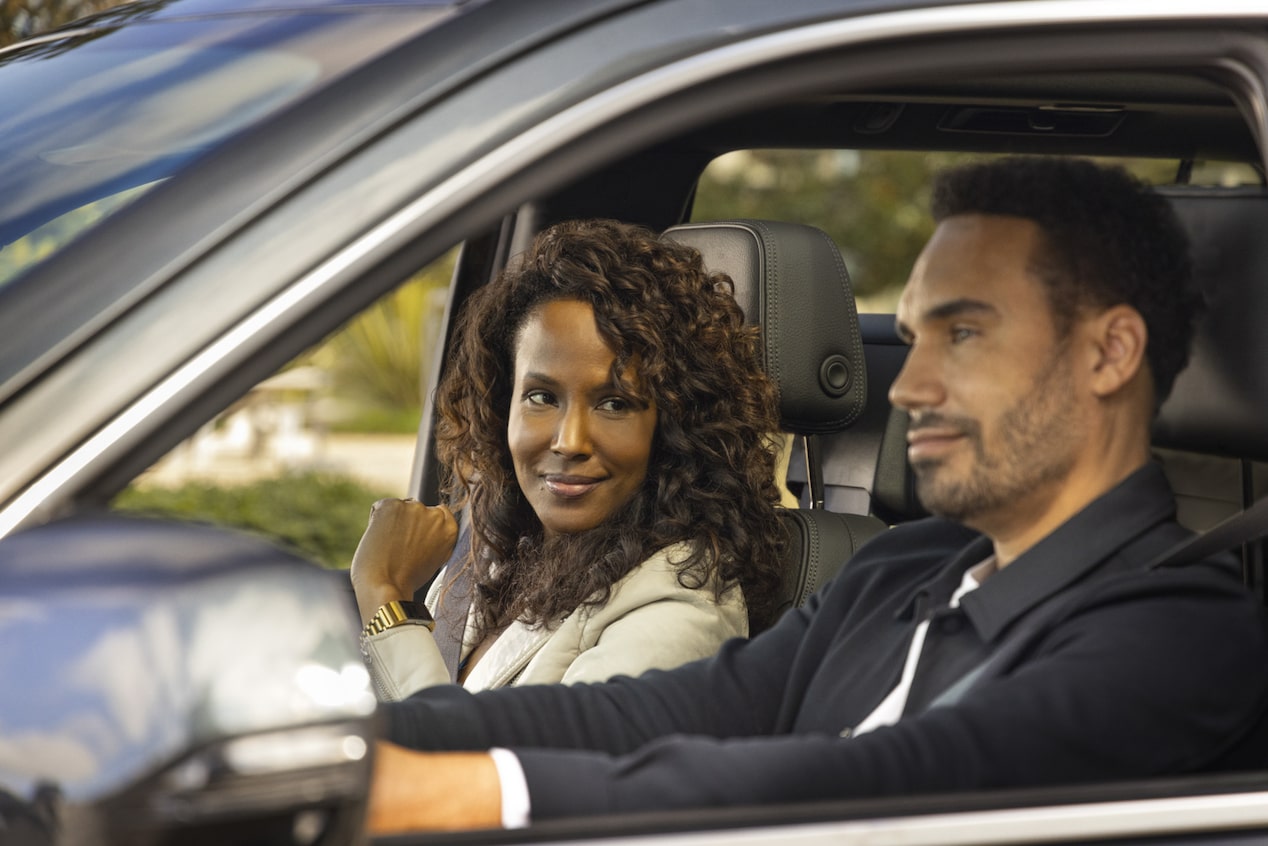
left=692, top=149, right=1261, bottom=312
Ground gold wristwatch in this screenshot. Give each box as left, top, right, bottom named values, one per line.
left=363, top=599, right=435, bottom=636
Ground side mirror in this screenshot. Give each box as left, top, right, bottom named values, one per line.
left=0, top=514, right=375, bottom=845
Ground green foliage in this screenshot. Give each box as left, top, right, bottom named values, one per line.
left=691, top=150, right=1200, bottom=312
left=114, top=471, right=390, bottom=569
left=306, top=251, right=455, bottom=422
left=693, top=149, right=984, bottom=310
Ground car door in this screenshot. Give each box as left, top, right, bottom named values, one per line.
left=5, top=0, right=1268, bottom=843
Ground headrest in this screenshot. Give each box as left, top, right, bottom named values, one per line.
left=1154, top=188, right=1268, bottom=462
left=662, top=219, right=866, bottom=434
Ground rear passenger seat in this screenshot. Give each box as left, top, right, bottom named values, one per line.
left=1154, top=188, right=1268, bottom=536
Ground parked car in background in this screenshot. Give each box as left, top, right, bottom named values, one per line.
left=4, top=0, right=1268, bottom=843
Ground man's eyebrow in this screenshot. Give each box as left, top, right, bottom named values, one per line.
left=925, top=298, right=998, bottom=321
left=895, top=298, right=998, bottom=341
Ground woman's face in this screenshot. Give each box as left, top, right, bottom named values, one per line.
left=507, top=299, right=657, bottom=538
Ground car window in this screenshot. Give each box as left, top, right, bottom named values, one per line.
left=0, top=6, right=450, bottom=290
left=691, top=149, right=1262, bottom=312
left=111, top=249, right=455, bottom=570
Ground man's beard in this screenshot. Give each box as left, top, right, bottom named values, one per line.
left=910, top=351, right=1081, bottom=524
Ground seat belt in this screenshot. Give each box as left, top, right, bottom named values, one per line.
left=927, top=587, right=1089, bottom=710
left=431, top=509, right=474, bottom=683
left=1146, top=495, right=1268, bottom=570
left=930, top=496, right=1268, bottom=710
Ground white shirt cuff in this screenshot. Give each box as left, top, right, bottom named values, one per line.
left=488, top=747, right=531, bottom=829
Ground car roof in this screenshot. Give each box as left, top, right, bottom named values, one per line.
left=36, top=0, right=474, bottom=31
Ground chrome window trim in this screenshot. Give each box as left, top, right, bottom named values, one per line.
left=4, top=0, right=1268, bottom=538
left=553, top=789, right=1268, bottom=845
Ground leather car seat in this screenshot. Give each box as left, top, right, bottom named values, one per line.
left=663, top=219, right=888, bottom=629
left=1153, top=187, right=1268, bottom=536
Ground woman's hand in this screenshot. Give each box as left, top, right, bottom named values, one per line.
left=350, top=499, right=459, bottom=624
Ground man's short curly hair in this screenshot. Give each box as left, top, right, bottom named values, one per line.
left=434, top=219, right=786, bottom=632
left=931, top=157, right=1200, bottom=407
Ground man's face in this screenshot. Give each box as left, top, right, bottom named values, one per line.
left=889, top=214, right=1085, bottom=531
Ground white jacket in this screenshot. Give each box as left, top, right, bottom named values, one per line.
left=361, top=542, right=747, bottom=700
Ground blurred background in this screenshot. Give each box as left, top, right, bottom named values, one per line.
left=2, top=0, right=121, bottom=45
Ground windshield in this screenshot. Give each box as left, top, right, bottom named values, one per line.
left=0, top=3, right=450, bottom=288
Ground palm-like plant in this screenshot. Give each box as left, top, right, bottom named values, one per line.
left=306, top=251, right=455, bottom=431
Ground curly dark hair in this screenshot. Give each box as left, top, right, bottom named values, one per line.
left=434, top=219, right=786, bottom=633
left=931, top=156, right=1200, bottom=408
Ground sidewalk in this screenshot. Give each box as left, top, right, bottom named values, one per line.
left=139, top=431, right=418, bottom=495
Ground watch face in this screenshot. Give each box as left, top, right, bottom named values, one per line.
left=396, top=600, right=432, bottom=622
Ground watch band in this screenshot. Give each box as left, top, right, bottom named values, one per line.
left=363, top=599, right=435, bottom=636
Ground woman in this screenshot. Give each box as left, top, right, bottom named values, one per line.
left=351, top=219, right=786, bottom=699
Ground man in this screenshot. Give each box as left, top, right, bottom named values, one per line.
left=366, top=158, right=1268, bottom=833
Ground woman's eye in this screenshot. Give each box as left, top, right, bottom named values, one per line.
left=950, top=326, right=977, bottom=343
left=598, top=397, right=630, bottom=413
left=524, top=390, right=555, bottom=406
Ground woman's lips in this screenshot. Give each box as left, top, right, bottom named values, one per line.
left=544, top=474, right=603, bottom=498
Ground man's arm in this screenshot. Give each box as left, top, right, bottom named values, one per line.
left=381, top=580, right=822, bottom=754
left=381, top=517, right=977, bottom=756
left=367, top=561, right=1268, bottom=830
left=364, top=592, right=821, bottom=835
left=511, top=563, right=1268, bottom=818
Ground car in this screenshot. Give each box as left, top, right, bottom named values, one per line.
left=3, top=0, right=1268, bottom=842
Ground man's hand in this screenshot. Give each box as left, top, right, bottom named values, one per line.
left=350, top=499, right=459, bottom=623
left=366, top=742, right=503, bottom=833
